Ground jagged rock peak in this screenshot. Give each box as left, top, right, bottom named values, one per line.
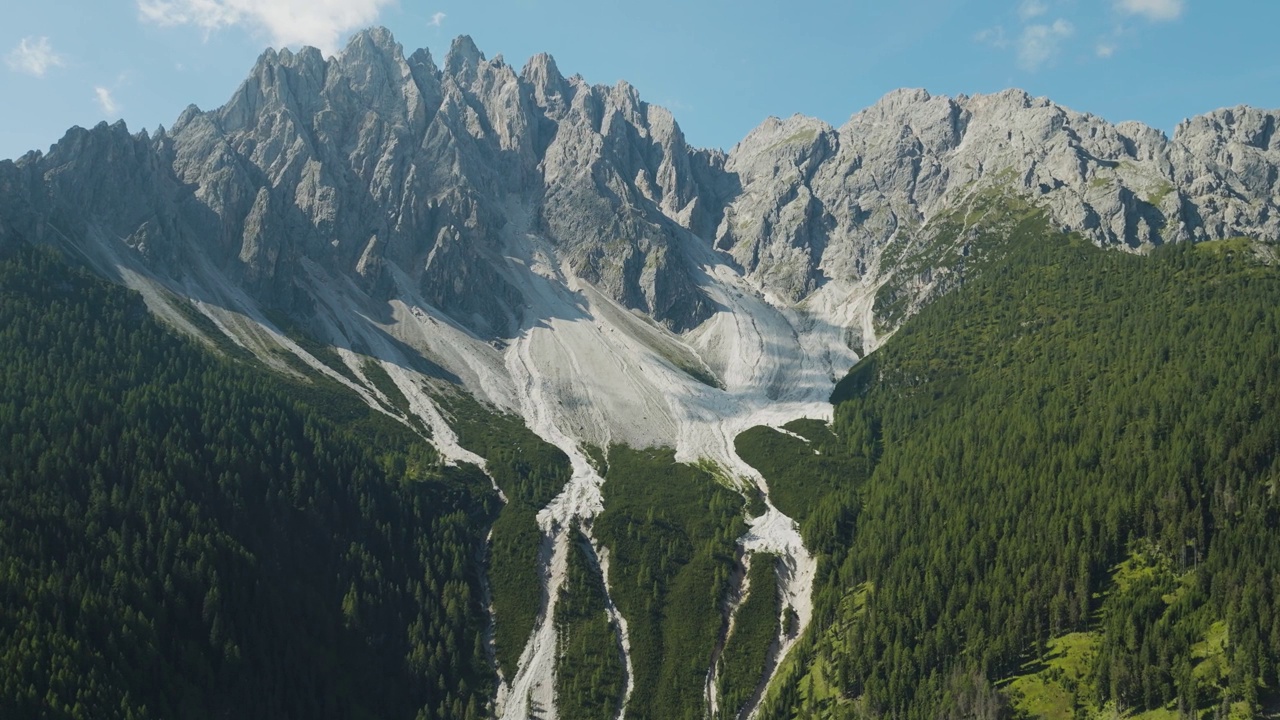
left=875, top=87, right=933, bottom=108
left=407, top=47, right=438, bottom=71
left=444, top=34, right=485, bottom=75
left=249, top=43, right=325, bottom=75
left=344, top=26, right=401, bottom=55
left=1176, top=105, right=1280, bottom=150
left=521, top=52, right=565, bottom=90
left=337, top=27, right=407, bottom=78
left=740, top=113, right=835, bottom=140
left=609, top=79, right=642, bottom=110
left=853, top=87, right=1033, bottom=122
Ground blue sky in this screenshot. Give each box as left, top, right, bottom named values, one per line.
left=2, top=0, right=1276, bottom=160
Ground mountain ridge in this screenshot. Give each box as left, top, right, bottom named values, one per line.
left=3, top=29, right=1276, bottom=338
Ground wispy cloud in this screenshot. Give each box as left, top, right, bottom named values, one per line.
left=974, top=25, right=1009, bottom=49
left=136, top=0, right=394, bottom=55
left=1018, top=19, right=1074, bottom=71
left=976, top=2, right=1077, bottom=72
left=5, top=36, right=66, bottom=78
left=95, top=87, right=119, bottom=116
left=981, top=0, right=1180, bottom=68
left=1018, top=0, right=1050, bottom=20
left=1097, top=0, right=1183, bottom=60
left=1115, top=0, right=1185, bottom=21
left=429, top=11, right=446, bottom=28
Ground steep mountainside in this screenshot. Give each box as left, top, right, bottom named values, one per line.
left=0, top=28, right=724, bottom=335
left=1, top=26, right=1278, bottom=720
left=746, top=226, right=1280, bottom=720
left=0, top=246, right=498, bottom=720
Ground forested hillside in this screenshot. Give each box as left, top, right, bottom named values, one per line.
left=6, top=197, right=1280, bottom=720
left=751, top=221, right=1280, bottom=719
left=0, top=246, right=498, bottom=720
left=443, top=394, right=572, bottom=679
left=596, top=447, right=746, bottom=720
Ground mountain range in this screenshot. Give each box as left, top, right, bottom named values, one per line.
left=3, top=28, right=1277, bottom=342
left=1, top=27, right=1278, bottom=720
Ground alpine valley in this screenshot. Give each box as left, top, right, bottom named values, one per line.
left=1, top=27, right=1278, bottom=720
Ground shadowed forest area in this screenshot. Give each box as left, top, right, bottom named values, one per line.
left=0, top=246, right=498, bottom=720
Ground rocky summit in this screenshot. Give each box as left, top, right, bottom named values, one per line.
left=1, top=28, right=1276, bottom=346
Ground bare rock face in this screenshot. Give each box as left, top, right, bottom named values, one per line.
left=0, top=29, right=721, bottom=335
left=716, top=89, right=1280, bottom=303
left=715, top=114, right=839, bottom=301
left=0, top=29, right=1277, bottom=342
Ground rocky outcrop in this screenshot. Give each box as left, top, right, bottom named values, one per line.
left=0, top=28, right=721, bottom=335
left=0, top=30, right=1277, bottom=340
left=718, top=89, right=1280, bottom=301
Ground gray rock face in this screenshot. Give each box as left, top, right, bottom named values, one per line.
left=1, top=30, right=1277, bottom=340
left=718, top=88, right=1280, bottom=301
left=0, top=28, right=721, bottom=335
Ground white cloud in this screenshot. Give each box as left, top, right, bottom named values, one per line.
left=975, top=25, right=1009, bottom=49
left=1115, top=0, right=1185, bottom=21
left=95, top=87, right=119, bottom=116
left=429, top=11, right=446, bottom=27
left=1096, top=42, right=1117, bottom=58
left=1017, top=18, right=1074, bottom=71
left=1018, top=0, right=1050, bottom=20
left=136, top=0, right=395, bottom=55
left=5, top=36, right=66, bottom=78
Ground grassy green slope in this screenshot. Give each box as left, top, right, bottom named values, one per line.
left=749, top=219, right=1280, bottom=718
